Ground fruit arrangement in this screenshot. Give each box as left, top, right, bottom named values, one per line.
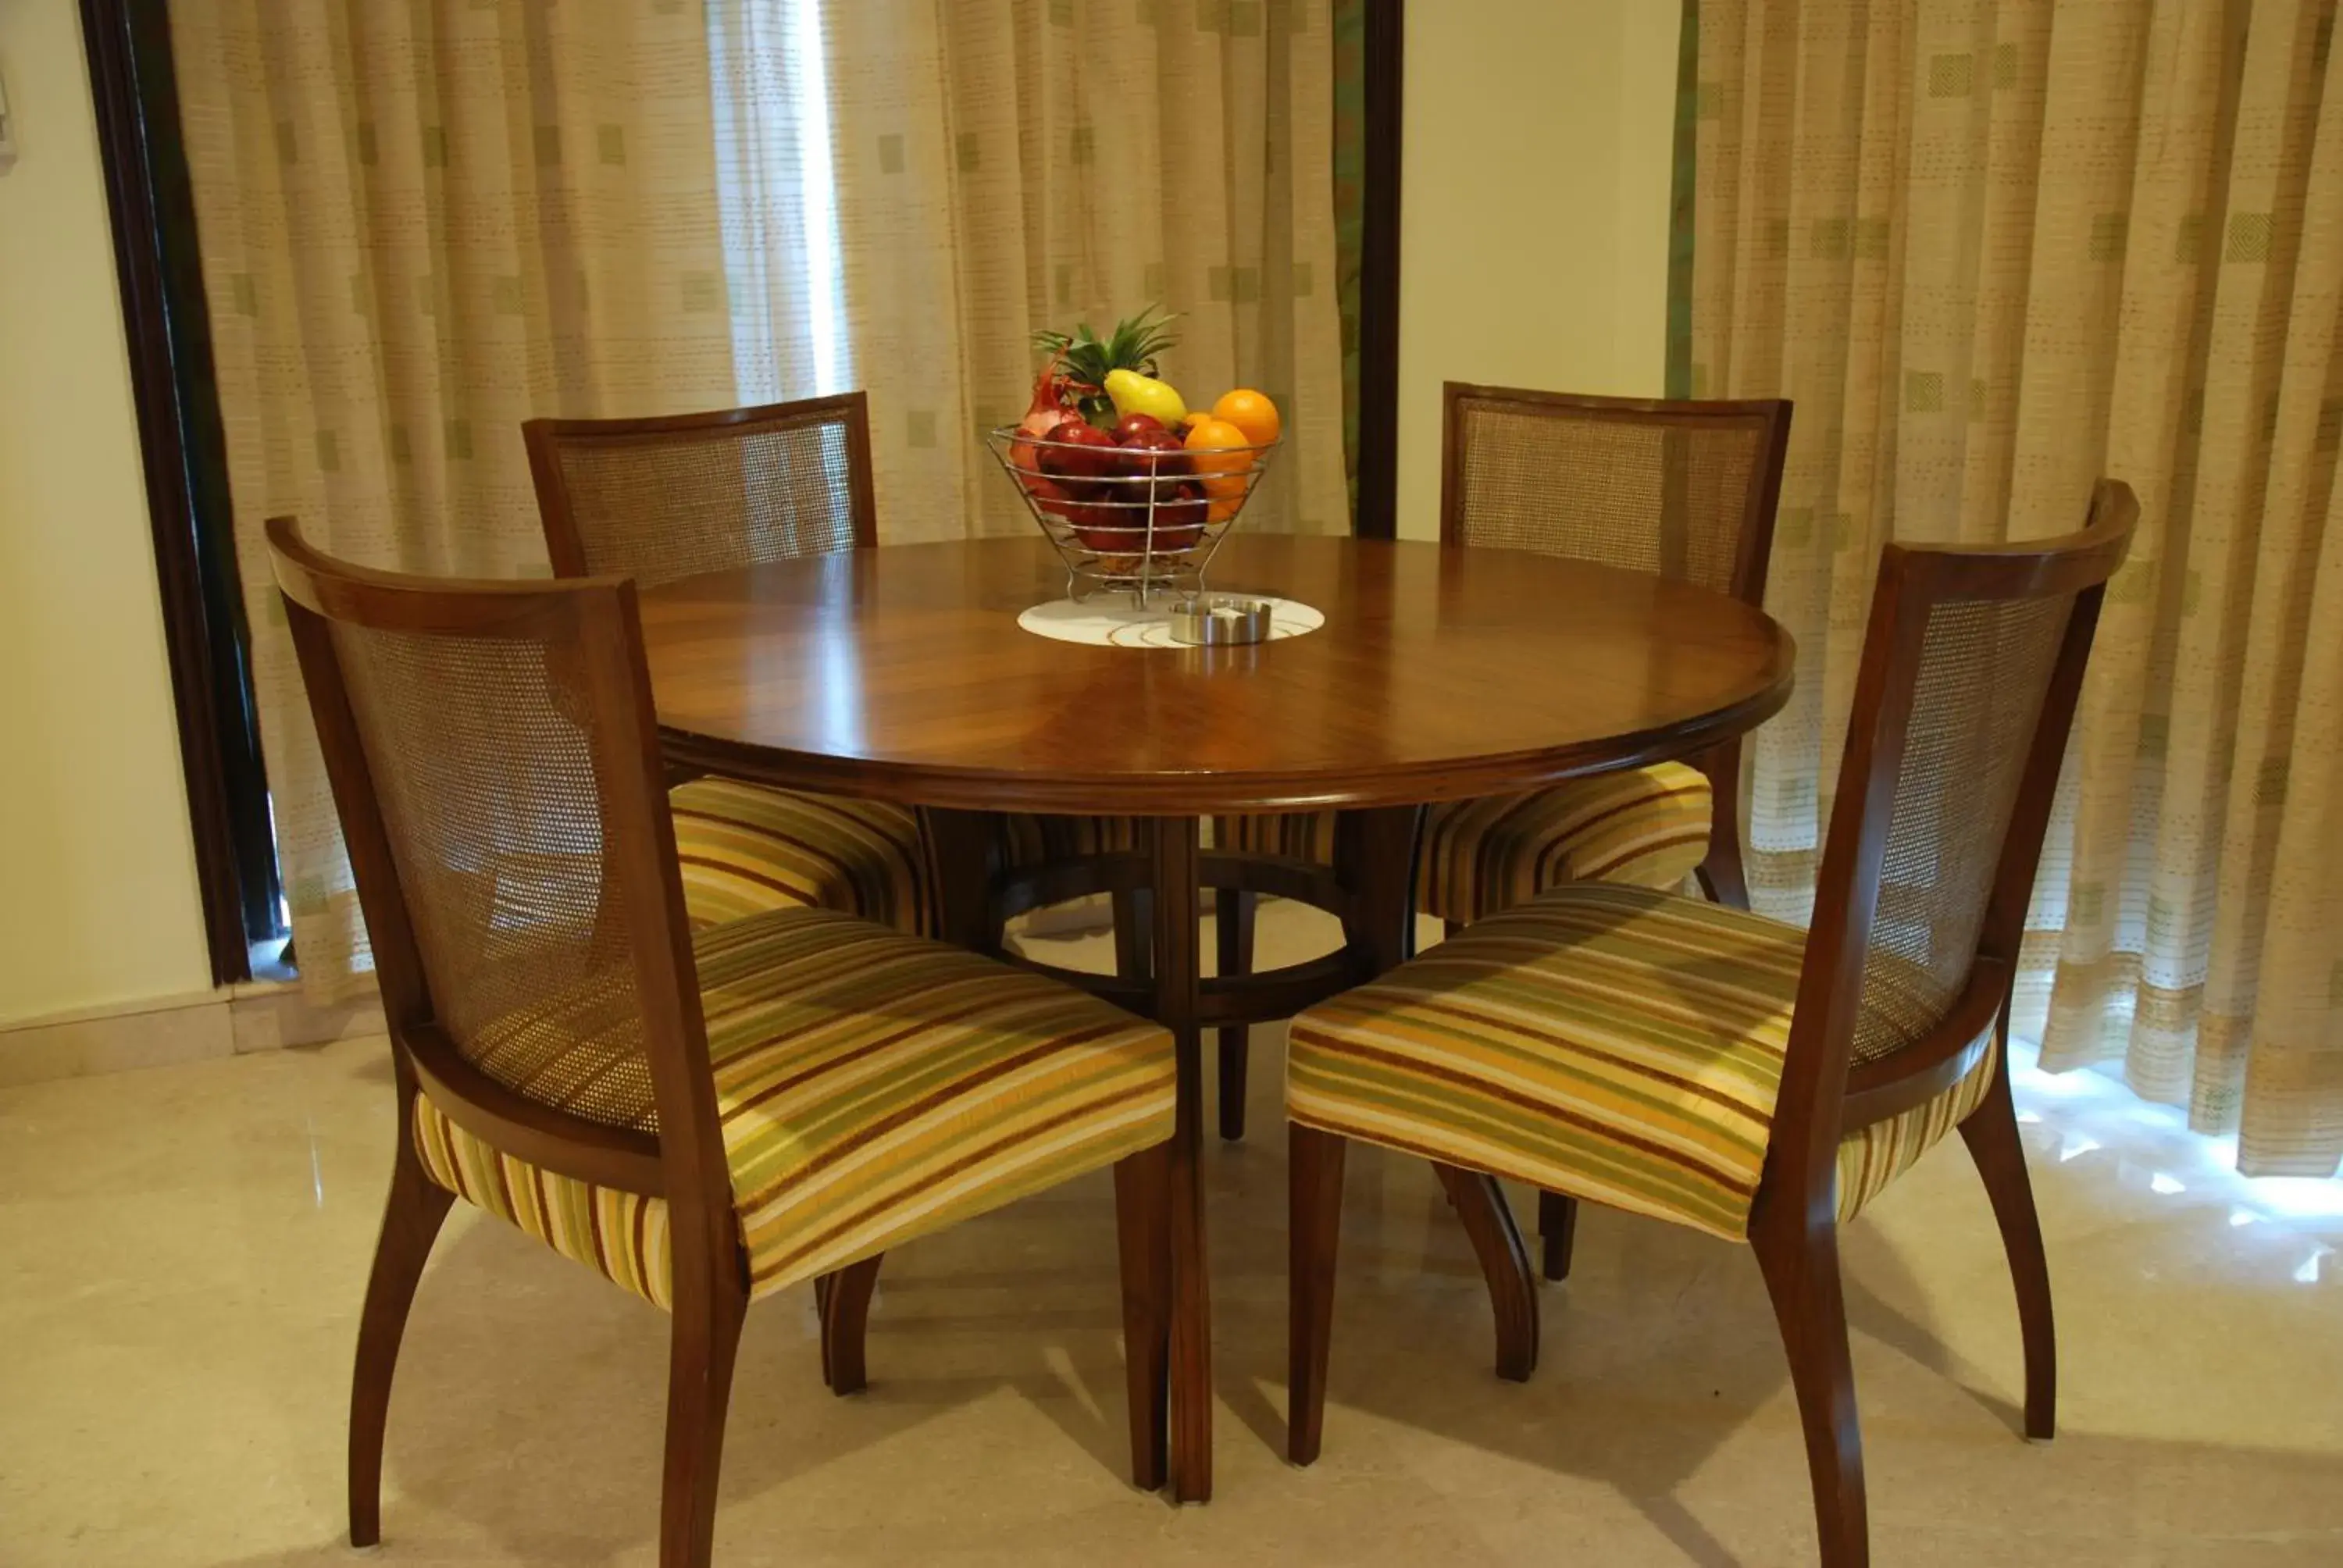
left=990, top=304, right=1279, bottom=600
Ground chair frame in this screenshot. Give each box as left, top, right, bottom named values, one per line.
left=523, top=390, right=880, bottom=579
left=268, top=516, right=1175, bottom=1568
left=1289, top=482, right=2138, bottom=1568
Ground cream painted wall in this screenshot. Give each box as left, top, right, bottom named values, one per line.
left=0, top=0, right=214, bottom=1023
left=1396, top=2, right=1681, bottom=539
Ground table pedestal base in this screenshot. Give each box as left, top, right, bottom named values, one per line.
left=919, top=804, right=1542, bottom=1502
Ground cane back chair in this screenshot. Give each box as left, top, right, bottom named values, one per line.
left=1217, top=386, right=1792, bottom=1266
left=1283, top=481, right=2137, bottom=1567
left=523, top=394, right=933, bottom=934
left=524, top=393, right=1143, bottom=940
left=268, top=518, right=1181, bottom=1567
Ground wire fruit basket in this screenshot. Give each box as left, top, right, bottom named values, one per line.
left=987, top=425, right=1278, bottom=606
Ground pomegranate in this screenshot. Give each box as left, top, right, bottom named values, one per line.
left=1011, top=358, right=1080, bottom=495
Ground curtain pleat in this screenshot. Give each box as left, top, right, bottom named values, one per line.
left=1689, top=0, right=2343, bottom=1175
left=173, top=1, right=1349, bottom=1000
left=170, top=1, right=740, bottom=999
left=808, top=0, right=1349, bottom=543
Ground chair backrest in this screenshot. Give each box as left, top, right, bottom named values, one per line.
left=266, top=517, right=726, bottom=1213
left=1439, top=383, right=1792, bottom=608
left=523, top=392, right=878, bottom=586
left=1770, top=481, right=2138, bottom=1199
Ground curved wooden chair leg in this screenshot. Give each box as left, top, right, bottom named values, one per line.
left=348, top=1121, right=455, bottom=1548
left=1752, top=1205, right=1868, bottom=1568
left=1959, top=1039, right=2056, bottom=1441
left=1695, top=754, right=1753, bottom=911
left=1113, top=1143, right=1173, bottom=1489
left=1536, top=1189, right=1578, bottom=1281
left=812, top=1273, right=833, bottom=1385
left=1695, top=848, right=1752, bottom=911
left=1431, top=1163, right=1539, bottom=1381
left=1215, top=888, right=1255, bottom=1141
left=819, top=1253, right=884, bottom=1397
left=660, top=1251, right=749, bottom=1568
left=1288, top=1123, right=1347, bottom=1465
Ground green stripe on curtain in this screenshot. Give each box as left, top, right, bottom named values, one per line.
left=1664, top=0, right=1700, bottom=401
left=1332, top=0, right=1366, bottom=521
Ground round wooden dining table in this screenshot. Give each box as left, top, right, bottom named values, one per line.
left=636, top=531, right=1796, bottom=1504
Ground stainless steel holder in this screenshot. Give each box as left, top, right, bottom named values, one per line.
left=1168, top=593, right=1274, bottom=645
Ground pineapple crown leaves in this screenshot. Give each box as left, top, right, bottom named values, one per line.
left=1032, top=302, right=1181, bottom=390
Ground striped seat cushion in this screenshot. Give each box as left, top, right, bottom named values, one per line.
left=1287, top=882, right=1994, bottom=1242
left=415, top=906, right=1176, bottom=1309
left=1217, top=762, right=1713, bottom=925
left=670, top=777, right=927, bottom=935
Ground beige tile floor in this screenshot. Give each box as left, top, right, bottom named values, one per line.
left=3, top=904, right=2340, bottom=1566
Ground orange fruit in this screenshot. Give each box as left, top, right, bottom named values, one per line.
left=1183, top=416, right=1254, bottom=517
left=1183, top=416, right=1251, bottom=470
left=1211, top=388, right=1281, bottom=447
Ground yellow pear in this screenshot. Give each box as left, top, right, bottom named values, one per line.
left=1104, top=368, right=1189, bottom=428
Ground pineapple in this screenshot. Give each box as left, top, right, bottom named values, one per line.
left=1033, top=304, right=1180, bottom=428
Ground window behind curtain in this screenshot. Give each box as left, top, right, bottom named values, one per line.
left=706, top=0, right=852, bottom=404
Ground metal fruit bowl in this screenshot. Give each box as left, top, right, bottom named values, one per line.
left=986, top=425, right=1278, bottom=606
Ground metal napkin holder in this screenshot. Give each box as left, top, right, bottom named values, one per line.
left=1168, top=594, right=1274, bottom=646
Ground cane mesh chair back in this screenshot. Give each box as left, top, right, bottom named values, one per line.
left=1849, top=595, right=2067, bottom=1068
left=1788, top=481, right=2138, bottom=1146
left=1442, top=383, right=1792, bottom=605
left=268, top=518, right=708, bottom=1149
left=526, top=393, right=878, bottom=587
left=337, top=620, right=660, bottom=1127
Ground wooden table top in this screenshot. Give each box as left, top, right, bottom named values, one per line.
left=636, top=534, right=1796, bottom=814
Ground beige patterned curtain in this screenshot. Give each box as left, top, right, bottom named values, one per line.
left=172, top=2, right=742, bottom=998
left=174, top=1, right=1346, bottom=999
left=1689, top=0, right=2343, bottom=1174
left=805, top=0, right=1350, bottom=541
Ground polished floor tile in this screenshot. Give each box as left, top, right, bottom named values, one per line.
left=2, top=905, right=2338, bottom=1565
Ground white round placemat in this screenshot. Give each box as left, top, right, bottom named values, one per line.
left=1017, top=593, right=1325, bottom=648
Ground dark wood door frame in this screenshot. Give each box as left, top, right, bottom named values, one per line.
left=1353, top=0, right=1403, bottom=540
left=80, top=0, right=280, bottom=983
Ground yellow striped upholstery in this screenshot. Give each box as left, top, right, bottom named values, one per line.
left=669, top=777, right=927, bottom=935
left=415, top=1107, right=673, bottom=1302
left=1218, top=762, right=1713, bottom=925
left=414, top=906, right=1177, bottom=1309
left=1287, top=883, right=1994, bottom=1241
left=1835, top=1034, right=1998, bottom=1221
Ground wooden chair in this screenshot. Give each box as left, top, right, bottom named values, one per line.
left=1282, top=483, right=2138, bottom=1567
left=267, top=517, right=1182, bottom=1568
left=525, top=394, right=1144, bottom=946
left=1218, top=386, right=1792, bottom=1275
left=523, top=394, right=932, bottom=935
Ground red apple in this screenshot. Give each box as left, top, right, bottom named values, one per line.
left=1114, top=425, right=1192, bottom=477
left=1038, top=419, right=1119, bottom=483
left=1147, top=481, right=1207, bottom=551
left=1113, top=412, right=1168, bottom=444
